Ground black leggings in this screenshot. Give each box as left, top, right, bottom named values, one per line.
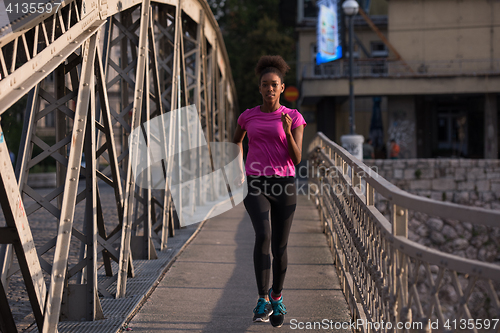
left=243, top=176, right=297, bottom=297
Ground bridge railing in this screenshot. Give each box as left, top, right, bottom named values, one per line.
left=0, top=0, right=238, bottom=331
left=308, top=132, right=500, bottom=332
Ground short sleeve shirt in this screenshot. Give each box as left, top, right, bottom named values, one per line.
left=237, top=105, right=306, bottom=177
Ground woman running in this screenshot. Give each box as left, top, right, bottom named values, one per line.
left=232, top=55, right=306, bottom=327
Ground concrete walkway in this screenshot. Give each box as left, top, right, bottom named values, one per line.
left=127, top=194, right=351, bottom=332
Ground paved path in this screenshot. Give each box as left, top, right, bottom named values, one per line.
left=128, top=194, right=351, bottom=332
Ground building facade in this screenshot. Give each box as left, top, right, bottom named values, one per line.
left=297, top=0, right=500, bottom=159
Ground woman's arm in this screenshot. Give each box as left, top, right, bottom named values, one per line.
left=232, top=124, right=247, bottom=183
left=286, top=126, right=304, bottom=165
left=281, top=113, right=304, bottom=165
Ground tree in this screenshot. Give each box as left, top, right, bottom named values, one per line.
left=208, top=0, right=296, bottom=113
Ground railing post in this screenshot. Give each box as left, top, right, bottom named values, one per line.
left=366, top=182, right=374, bottom=206
left=393, top=204, right=409, bottom=331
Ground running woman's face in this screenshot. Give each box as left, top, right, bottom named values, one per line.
left=259, top=72, right=284, bottom=104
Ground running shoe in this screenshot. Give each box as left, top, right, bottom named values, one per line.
left=253, top=297, right=273, bottom=322
left=269, top=289, right=287, bottom=327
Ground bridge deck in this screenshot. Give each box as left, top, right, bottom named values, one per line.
left=127, top=193, right=351, bottom=332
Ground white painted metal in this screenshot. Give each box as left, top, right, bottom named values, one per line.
left=309, top=132, right=500, bottom=332
left=0, top=0, right=237, bottom=330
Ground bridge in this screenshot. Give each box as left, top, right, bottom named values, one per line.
left=0, top=0, right=499, bottom=332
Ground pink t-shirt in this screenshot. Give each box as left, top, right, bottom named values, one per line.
left=237, top=105, right=307, bottom=177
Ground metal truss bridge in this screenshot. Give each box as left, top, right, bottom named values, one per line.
left=0, top=0, right=236, bottom=331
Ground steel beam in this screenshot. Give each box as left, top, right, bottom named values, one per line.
left=42, top=32, right=99, bottom=333
left=0, top=0, right=238, bottom=329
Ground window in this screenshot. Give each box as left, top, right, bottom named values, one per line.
left=304, top=0, right=318, bottom=18
left=370, top=41, right=388, bottom=58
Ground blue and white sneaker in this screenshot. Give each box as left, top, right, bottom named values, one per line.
left=269, top=289, right=287, bottom=327
left=253, top=297, right=273, bottom=322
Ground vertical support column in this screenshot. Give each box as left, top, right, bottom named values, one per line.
left=392, top=203, right=408, bottom=332
left=0, top=123, right=46, bottom=331
left=0, top=85, right=40, bottom=288
left=55, top=64, right=67, bottom=209
left=485, top=93, right=498, bottom=159
left=42, top=33, right=98, bottom=332
left=117, top=0, right=152, bottom=298
left=366, top=181, right=374, bottom=206
left=83, top=72, right=103, bottom=320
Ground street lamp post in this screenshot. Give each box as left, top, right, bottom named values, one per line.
left=341, top=0, right=364, bottom=160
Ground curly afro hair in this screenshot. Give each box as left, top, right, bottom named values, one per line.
left=255, top=55, right=290, bottom=83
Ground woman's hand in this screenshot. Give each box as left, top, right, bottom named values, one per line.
left=281, top=112, right=292, bottom=135
left=233, top=172, right=246, bottom=188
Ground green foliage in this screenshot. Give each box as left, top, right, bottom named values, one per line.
left=415, top=168, right=422, bottom=179
left=209, top=0, right=297, bottom=115
left=0, top=96, right=26, bottom=166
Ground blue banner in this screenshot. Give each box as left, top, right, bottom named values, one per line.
left=316, top=0, right=342, bottom=65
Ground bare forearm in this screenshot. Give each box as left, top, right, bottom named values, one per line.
left=286, top=132, right=301, bottom=165
left=235, top=141, right=244, bottom=171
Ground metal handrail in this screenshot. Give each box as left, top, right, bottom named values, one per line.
left=308, top=132, right=500, bottom=331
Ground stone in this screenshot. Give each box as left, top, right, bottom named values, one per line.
left=465, top=246, right=478, bottom=259
left=445, top=167, right=456, bottom=178
left=462, top=222, right=473, bottom=231
left=404, top=168, right=415, bottom=180
left=408, top=218, right=421, bottom=230
left=475, top=180, right=490, bottom=192
left=420, top=238, right=432, bottom=247
left=408, top=230, right=420, bottom=242
left=431, top=232, right=446, bottom=245
left=432, top=179, right=456, bottom=191
left=453, top=191, right=469, bottom=204
left=393, top=161, right=406, bottom=169
left=473, top=224, right=487, bottom=234
left=459, top=160, right=473, bottom=167
left=431, top=192, right=443, bottom=201
left=444, top=219, right=459, bottom=228
left=457, top=181, right=475, bottom=191
left=478, top=244, right=497, bottom=262
left=454, top=168, right=466, bottom=181
left=442, top=225, right=458, bottom=240
left=490, top=228, right=500, bottom=245
left=414, top=211, right=428, bottom=221
left=440, top=284, right=458, bottom=302
left=491, top=202, right=500, bottom=211
left=426, top=217, right=444, bottom=231
left=416, top=224, right=430, bottom=237
left=486, top=172, right=500, bottom=180
left=467, top=168, right=487, bottom=181
left=491, top=182, right=500, bottom=194
left=409, top=179, right=431, bottom=190
left=406, top=160, right=418, bottom=167
left=394, top=169, right=403, bottom=179
left=470, top=234, right=488, bottom=247
left=480, top=192, right=494, bottom=202
left=452, top=238, right=468, bottom=250
left=469, top=191, right=478, bottom=201
left=420, top=168, right=435, bottom=179
left=440, top=242, right=454, bottom=253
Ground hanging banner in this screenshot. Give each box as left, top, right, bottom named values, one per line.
left=316, top=0, right=342, bottom=65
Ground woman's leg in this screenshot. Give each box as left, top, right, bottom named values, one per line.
left=244, top=185, right=272, bottom=298
left=269, top=180, right=297, bottom=295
